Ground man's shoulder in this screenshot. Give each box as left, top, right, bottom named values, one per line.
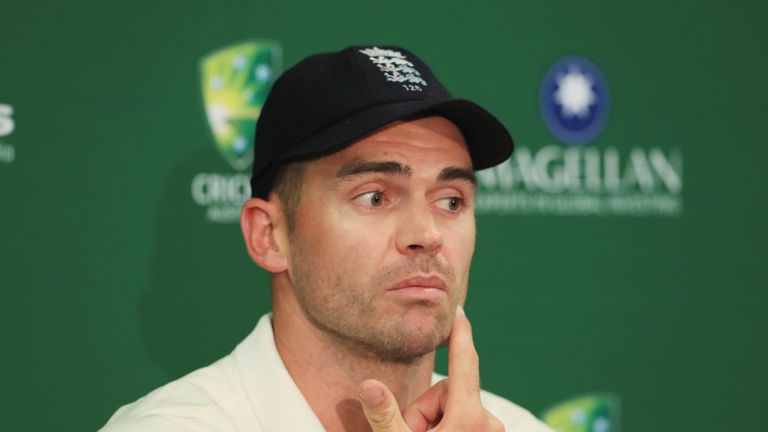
left=100, top=355, right=256, bottom=432
left=479, top=388, right=553, bottom=432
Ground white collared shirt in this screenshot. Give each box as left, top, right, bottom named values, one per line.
left=101, top=314, right=551, bottom=431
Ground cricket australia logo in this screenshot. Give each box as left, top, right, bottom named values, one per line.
left=541, top=393, right=621, bottom=432
left=0, top=103, right=15, bottom=164
left=200, top=40, right=281, bottom=171
left=359, top=47, right=427, bottom=91
left=193, top=40, right=282, bottom=223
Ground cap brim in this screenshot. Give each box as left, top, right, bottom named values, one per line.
left=284, top=98, right=514, bottom=170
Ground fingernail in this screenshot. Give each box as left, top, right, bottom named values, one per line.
left=457, top=305, right=466, bottom=317
left=359, top=384, right=383, bottom=406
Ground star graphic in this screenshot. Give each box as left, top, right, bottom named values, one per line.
left=233, top=136, right=247, bottom=155
left=254, top=64, right=271, bottom=83
left=570, top=409, right=587, bottom=425
left=554, top=66, right=596, bottom=119
left=232, top=55, right=246, bottom=70
left=210, top=76, right=224, bottom=91
left=592, top=416, right=610, bottom=432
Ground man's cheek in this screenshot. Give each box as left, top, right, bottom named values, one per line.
left=345, top=236, right=381, bottom=260
left=448, top=230, right=475, bottom=260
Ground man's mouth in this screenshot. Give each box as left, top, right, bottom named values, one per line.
left=387, top=275, right=447, bottom=301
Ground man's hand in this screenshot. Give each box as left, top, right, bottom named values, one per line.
left=357, top=306, right=505, bottom=432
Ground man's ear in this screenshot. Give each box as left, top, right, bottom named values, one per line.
left=240, top=197, right=289, bottom=273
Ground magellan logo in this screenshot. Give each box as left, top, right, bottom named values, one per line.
left=0, top=103, right=16, bottom=164
left=540, top=56, right=610, bottom=146
left=191, top=40, right=282, bottom=223
left=476, top=55, right=683, bottom=217
left=541, top=393, right=621, bottom=432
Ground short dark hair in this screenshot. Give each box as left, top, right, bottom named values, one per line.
left=270, top=161, right=306, bottom=231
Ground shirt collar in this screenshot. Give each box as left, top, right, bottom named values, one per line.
left=232, top=313, right=326, bottom=431
left=232, top=313, right=446, bottom=431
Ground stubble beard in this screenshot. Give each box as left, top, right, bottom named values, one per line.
left=289, top=237, right=461, bottom=364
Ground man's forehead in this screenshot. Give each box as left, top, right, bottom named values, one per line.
left=322, top=116, right=471, bottom=167
left=331, top=159, right=477, bottom=188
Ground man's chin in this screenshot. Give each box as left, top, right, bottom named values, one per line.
left=370, top=313, right=451, bottom=362
left=312, top=302, right=453, bottom=363
left=369, top=338, right=443, bottom=364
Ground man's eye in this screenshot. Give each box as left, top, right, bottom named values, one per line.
left=438, top=196, right=465, bottom=212
left=354, top=191, right=386, bottom=207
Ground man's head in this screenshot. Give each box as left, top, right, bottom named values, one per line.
left=247, top=45, right=513, bottom=201
left=241, top=45, right=514, bottom=362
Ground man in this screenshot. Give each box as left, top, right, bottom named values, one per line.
left=101, top=45, right=551, bottom=432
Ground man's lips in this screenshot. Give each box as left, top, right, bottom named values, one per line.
left=388, top=275, right=447, bottom=291
left=387, top=275, right=447, bottom=301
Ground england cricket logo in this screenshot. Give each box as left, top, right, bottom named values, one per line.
left=200, top=40, right=282, bottom=171
left=358, top=47, right=428, bottom=88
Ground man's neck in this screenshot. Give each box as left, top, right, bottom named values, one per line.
left=271, top=282, right=435, bottom=432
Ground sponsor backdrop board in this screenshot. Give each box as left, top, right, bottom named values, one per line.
left=1, top=1, right=766, bottom=431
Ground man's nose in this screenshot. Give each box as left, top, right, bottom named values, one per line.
left=395, top=201, right=443, bottom=257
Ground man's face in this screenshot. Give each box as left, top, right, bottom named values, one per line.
left=284, top=116, right=476, bottom=362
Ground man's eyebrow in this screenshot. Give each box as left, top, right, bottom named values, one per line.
left=335, top=160, right=412, bottom=179
left=438, top=167, right=477, bottom=186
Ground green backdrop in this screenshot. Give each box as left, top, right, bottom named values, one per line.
left=1, top=1, right=766, bottom=431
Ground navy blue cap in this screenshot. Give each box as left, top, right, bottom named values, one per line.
left=250, top=45, right=514, bottom=199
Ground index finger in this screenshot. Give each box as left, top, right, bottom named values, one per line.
left=446, top=305, right=482, bottom=409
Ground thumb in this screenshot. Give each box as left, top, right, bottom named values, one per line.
left=358, top=379, right=411, bottom=432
